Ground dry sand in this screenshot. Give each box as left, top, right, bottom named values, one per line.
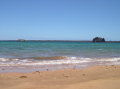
left=0, top=65, right=120, bottom=89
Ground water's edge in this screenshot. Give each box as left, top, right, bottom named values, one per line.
left=0, top=56, right=120, bottom=73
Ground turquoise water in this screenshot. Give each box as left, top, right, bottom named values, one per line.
left=0, top=41, right=120, bottom=58
left=0, top=41, right=120, bottom=72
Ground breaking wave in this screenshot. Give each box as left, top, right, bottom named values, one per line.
left=0, top=56, right=120, bottom=66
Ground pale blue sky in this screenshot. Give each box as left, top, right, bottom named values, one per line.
left=0, top=0, right=120, bottom=41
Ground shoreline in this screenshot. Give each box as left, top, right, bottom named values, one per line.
left=0, top=65, right=120, bottom=89
left=0, top=57, right=120, bottom=73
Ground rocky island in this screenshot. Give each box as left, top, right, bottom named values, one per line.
left=93, top=37, right=105, bottom=42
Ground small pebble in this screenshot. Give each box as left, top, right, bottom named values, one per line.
left=19, top=76, right=27, bottom=78
left=82, top=74, right=86, bottom=76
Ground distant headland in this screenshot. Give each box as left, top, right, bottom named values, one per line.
left=92, top=37, right=105, bottom=42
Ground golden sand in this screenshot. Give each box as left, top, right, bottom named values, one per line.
left=0, top=65, right=120, bottom=89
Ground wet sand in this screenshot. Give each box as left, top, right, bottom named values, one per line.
left=0, top=65, right=120, bottom=89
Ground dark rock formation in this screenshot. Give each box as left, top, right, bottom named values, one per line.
left=93, top=37, right=105, bottom=42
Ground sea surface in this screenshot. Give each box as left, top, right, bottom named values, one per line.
left=0, top=41, right=120, bottom=72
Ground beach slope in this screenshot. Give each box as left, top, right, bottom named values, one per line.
left=0, top=65, right=120, bottom=89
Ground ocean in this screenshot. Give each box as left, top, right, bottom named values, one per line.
left=0, top=41, right=120, bottom=72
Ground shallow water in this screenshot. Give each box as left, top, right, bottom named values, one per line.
left=0, top=41, right=120, bottom=58
left=0, top=41, right=120, bottom=72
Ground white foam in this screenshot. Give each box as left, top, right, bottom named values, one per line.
left=69, top=57, right=76, bottom=60
left=0, top=57, right=120, bottom=66
left=67, top=57, right=91, bottom=60
left=0, top=58, right=21, bottom=62
left=0, top=57, right=91, bottom=66
left=19, top=59, right=90, bottom=66
left=0, top=58, right=10, bottom=62
left=96, top=58, right=120, bottom=62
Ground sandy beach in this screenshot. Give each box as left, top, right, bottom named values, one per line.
left=0, top=65, right=120, bottom=89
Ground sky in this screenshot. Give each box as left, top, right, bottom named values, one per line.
left=0, top=0, right=120, bottom=41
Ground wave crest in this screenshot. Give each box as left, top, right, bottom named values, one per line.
left=0, top=56, right=120, bottom=66
left=32, top=56, right=67, bottom=60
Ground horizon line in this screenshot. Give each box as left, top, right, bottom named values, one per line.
left=0, top=40, right=120, bottom=42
